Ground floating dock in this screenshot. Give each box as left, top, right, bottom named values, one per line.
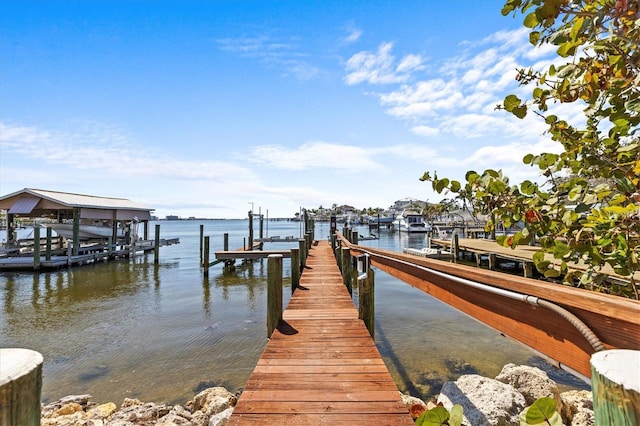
left=229, top=240, right=413, bottom=425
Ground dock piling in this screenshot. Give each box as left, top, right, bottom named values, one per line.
left=0, top=348, right=43, bottom=426
left=154, top=224, right=160, bottom=264
left=291, top=248, right=300, bottom=293
left=204, top=236, right=210, bottom=277
left=267, top=254, right=283, bottom=338
left=32, top=227, right=40, bottom=270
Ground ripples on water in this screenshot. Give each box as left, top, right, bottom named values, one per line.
left=0, top=220, right=583, bottom=405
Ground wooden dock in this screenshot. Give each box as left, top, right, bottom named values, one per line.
left=431, top=237, right=640, bottom=282
left=229, top=240, right=413, bottom=425
left=0, top=238, right=179, bottom=271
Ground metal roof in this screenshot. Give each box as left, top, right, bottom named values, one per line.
left=0, top=188, right=153, bottom=211
left=7, top=196, right=40, bottom=214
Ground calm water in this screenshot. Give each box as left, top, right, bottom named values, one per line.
left=0, top=220, right=574, bottom=406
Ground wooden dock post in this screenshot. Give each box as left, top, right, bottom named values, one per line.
left=0, top=348, right=43, bottom=426
left=32, top=226, right=40, bottom=270
left=591, top=349, right=640, bottom=424
left=267, top=254, right=283, bottom=338
left=341, top=247, right=352, bottom=295
left=45, top=226, right=52, bottom=261
left=199, top=224, right=204, bottom=266
left=352, top=231, right=359, bottom=245
left=290, top=248, right=300, bottom=293
left=452, top=233, right=459, bottom=263
left=154, top=224, right=160, bottom=264
left=298, top=238, right=306, bottom=269
left=248, top=211, right=254, bottom=251
left=203, top=236, right=210, bottom=277
left=357, top=255, right=375, bottom=339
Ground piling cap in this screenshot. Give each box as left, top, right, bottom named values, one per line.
left=0, top=348, right=44, bottom=385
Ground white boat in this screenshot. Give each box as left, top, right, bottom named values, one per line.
left=44, top=223, right=125, bottom=240
left=393, top=211, right=430, bottom=233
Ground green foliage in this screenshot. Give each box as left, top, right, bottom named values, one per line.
left=423, top=0, right=640, bottom=298
left=415, top=404, right=463, bottom=426
left=519, top=397, right=563, bottom=426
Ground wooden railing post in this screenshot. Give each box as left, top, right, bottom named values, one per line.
left=267, top=254, right=283, bottom=338
left=591, top=349, right=640, bottom=424
left=299, top=238, right=307, bottom=269
left=291, top=248, right=300, bottom=293
left=154, top=224, right=160, bottom=264
left=358, top=255, right=375, bottom=339
left=203, top=236, right=210, bottom=277
left=199, top=224, right=204, bottom=266
left=32, top=226, right=40, bottom=270
left=45, top=226, right=52, bottom=261
left=452, top=233, right=459, bottom=263
left=341, top=247, right=352, bottom=295
left=0, top=348, right=43, bottom=426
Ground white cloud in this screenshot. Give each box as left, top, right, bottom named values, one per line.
left=217, top=34, right=317, bottom=81
left=247, top=141, right=384, bottom=172
left=343, top=23, right=362, bottom=44
left=344, top=42, right=423, bottom=85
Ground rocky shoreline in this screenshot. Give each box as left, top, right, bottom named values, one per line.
left=41, top=363, right=594, bottom=426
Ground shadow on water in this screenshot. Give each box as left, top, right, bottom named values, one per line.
left=374, top=320, right=422, bottom=397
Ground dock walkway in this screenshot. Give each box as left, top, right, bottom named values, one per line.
left=229, top=240, right=413, bottom=425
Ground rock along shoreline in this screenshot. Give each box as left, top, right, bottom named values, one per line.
left=41, top=363, right=594, bottom=426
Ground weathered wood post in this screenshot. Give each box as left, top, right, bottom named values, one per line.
left=299, top=238, right=307, bottom=269
left=591, top=349, right=640, bottom=425
left=32, top=226, right=40, bottom=270
left=199, top=224, right=204, bottom=266
left=72, top=208, right=80, bottom=256
left=154, top=224, right=160, bottom=264
left=203, top=236, right=210, bottom=277
left=45, top=226, right=52, bottom=261
left=352, top=231, right=358, bottom=245
left=451, top=233, right=459, bottom=263
left=305, top=231, right=312, bottom=251
left=341, top=247, right=352, bottom=295
left=0, top=348, right=43, bottom=426
left=248, top=211, right=254, bottom=251
left=267, top=254, right=283, bottom=338
left=290, top=247, right=300, bottom=294
left=357, top=254, right=374, bottom=339
left=259, top=214, right=264, bottom=240
left=223, top=233, right=229, bottom=251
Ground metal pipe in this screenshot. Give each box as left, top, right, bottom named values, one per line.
left=359, top=248, right=606, bottom=352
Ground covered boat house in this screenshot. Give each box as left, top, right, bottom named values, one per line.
left=0, top=188, right=154, bottom=255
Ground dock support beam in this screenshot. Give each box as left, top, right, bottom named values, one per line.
left=45, top=227, right=52, bottom=261
left=199, top=224, right=204, bottom=266
left=267, top=254, right=283, bottom=338
left=32, top=227, right=40, bottom=271
left=203, top=236, right=210, bottom=277
left=299, top=239, right=306, bottom=269
left=0, top=348, right=43, bottom=426
left=591, top=349, right=640, bottom=424
left=154, top=224, right=160, bottom=264
left=291, top=248, right=300, bottom=293
left=358, top=256, right=375, bottom=339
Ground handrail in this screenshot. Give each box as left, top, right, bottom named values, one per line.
left=334, top=232, right=640, bottom=379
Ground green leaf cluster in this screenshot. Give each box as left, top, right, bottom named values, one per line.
left=415, top=404, right=463, bottom=426
left=425, top=0, right=639, bottom=298
left=519, top=397, right=563, bottom=426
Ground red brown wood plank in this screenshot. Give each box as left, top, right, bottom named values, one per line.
left=228, top=240, right=413, bottom=425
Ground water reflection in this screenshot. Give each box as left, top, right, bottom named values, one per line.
left=0, top=220, right=576, bottom=405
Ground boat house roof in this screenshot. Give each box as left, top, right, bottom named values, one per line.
left=0, top=188, right=153, bottom=221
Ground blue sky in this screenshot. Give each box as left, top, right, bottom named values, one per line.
left=1, top=1, right=566, bottom=219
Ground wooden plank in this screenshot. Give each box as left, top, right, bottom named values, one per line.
left=215, top=250, right=291, bottom=260
left=229, top=240, right=413, bottom=425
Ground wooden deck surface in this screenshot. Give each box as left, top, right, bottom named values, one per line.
left=229, top=240, right=413, bottom=425
left=432, top=237, right=640, bottom=281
